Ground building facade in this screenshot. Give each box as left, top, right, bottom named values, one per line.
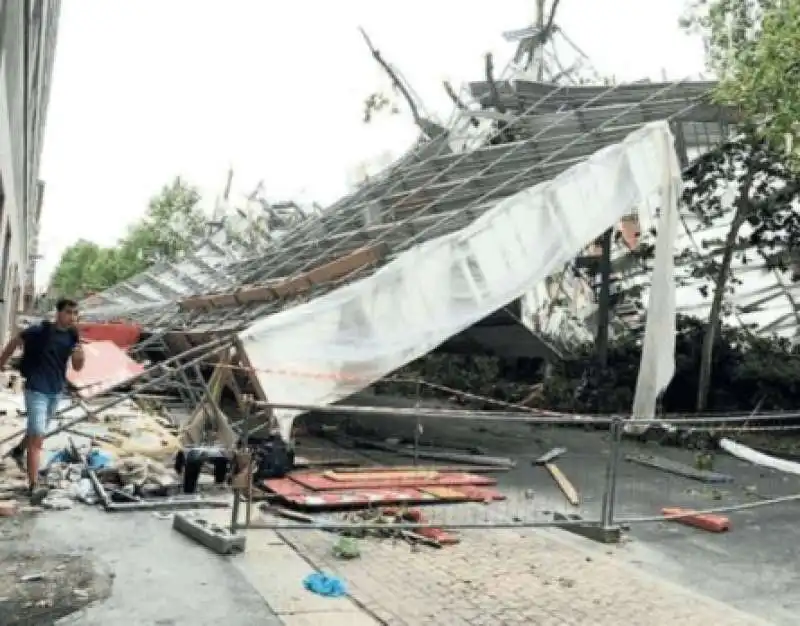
left=0, top=0, right=60, bottom=340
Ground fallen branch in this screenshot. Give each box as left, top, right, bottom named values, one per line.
left=359, top=27, right=446, bottom=139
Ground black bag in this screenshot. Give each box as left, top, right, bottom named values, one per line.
left=254, top=435, right=295, bottom=480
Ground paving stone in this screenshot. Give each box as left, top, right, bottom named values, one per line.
left=279, top=527, right=768, bottom=626
left=280, top=611, right=381, bottom=626
left=232, top=543, right=356, bottom=615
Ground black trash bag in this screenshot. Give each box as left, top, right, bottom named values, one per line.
left=253, top=434, right=295, bottom=480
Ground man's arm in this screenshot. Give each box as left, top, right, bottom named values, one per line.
left=71, top=341, right=86, bottom=372
left=0, top=334, right=23, bottom=370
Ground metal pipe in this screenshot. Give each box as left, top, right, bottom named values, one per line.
left=1, top=337, right=233, bottom=448
left=250, top=399, right=800, bottom=427
left=236, top=518, right=606, bottom=531
left=600, top=417, right=622, bottom=529
left=252, top=399, right=609, bottom=424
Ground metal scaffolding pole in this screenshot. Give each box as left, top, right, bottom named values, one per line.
left=0, top=336, right=234, bottom=449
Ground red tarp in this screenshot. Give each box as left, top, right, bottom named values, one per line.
left=67, top=340, right=145, bottom=399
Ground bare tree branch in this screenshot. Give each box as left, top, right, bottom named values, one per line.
left=359, top=27, right=445, bottom=138
left=442, top=80, right=479, bottom=127
left=484, top=52, right=506, bottom=114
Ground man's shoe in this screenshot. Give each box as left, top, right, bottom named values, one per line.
left=28, top=486, right=49, bottom=506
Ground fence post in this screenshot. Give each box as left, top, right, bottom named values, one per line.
left=600, top=416, right=623, bottom=531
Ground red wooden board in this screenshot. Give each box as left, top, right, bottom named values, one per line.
left=262, top=478, right=505, bottom=511
left=288, top=471, right=495, bottom=492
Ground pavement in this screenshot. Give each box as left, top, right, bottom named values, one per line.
left=0, top=417, right=795, bottom=624
left=280, top=524, right=766, bottom=625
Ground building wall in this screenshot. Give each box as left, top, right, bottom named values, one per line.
left=0, top=0, right=60, bottom=340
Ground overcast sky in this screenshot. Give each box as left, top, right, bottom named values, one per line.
left=36, top=0, right=706, bottom=288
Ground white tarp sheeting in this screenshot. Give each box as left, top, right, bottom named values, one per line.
left=239, top=121, right=682, bottom=439
left=631, top=143, right=682, bottom=429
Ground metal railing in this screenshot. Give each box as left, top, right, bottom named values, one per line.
left=229, top=395, right=800, bottom=539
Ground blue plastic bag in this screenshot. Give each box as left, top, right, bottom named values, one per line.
left=303, top=572, right=347, bottom=598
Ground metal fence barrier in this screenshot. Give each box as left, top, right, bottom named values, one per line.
left=230, top=401, right=800, bottom=537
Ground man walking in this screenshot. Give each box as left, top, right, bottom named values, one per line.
left=0, top=298, right=85, bottom=499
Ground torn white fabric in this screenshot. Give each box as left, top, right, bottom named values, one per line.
left=239, top=121, right=682, bottom=440
left=629, top=130, right=683, bottom=432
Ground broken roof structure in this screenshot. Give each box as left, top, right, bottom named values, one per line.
left=75, top=23, right=800, bottom=438
left=78, top=66, right=733, bottom=436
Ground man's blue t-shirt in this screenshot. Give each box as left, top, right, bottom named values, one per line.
left=20, top=323, right=78, bottom=395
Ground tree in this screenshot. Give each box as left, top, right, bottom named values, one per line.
left=118, top=177, right=206, bottom=272
left=49, top=177, right=207, bottom=297
left=681, top=136, right=800, bottom=411
left=684, top=0, right=800, bottom=156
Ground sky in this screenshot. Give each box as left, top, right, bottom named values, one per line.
left=36, top=0, right=706, bottom=289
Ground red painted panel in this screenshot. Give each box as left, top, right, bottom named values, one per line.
left=67, top=340, right=145, bottom=399
left=78, top=322, right=141, bottom=350
left=262, top=478, right=505, bottom=511
left=289, top=471, right=495, bottom=492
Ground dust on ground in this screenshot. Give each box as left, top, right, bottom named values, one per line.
left=0, top=515, right=112, bottom=625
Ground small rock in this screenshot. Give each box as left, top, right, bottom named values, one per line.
left=20, top=572, right=45, bottom=582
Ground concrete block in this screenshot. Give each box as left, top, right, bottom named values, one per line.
left=172, top=513, right=246, bottom=555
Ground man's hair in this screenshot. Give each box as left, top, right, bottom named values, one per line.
left=56, top=298, right=78, bottom=312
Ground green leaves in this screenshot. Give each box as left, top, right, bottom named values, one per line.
left=687, top=0, right=800, bottom=160
left=49, top=177, right=207, bottom=298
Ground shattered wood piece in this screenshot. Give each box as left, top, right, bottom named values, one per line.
left=267, top=506, right=314, bottom=524
left=323, top=469, right=441, bottom=482
left=87, top=470, right=111, bottom=509
left=626, top=453, right=734, bottom=484
left=409, top=526, right=459, bottom=546
left=331, top=464, right=505, bottom=474
left=661, top=507, right=730, bottom=532
left=533, top=447, right=567, bottom=465
left=544, top=463, right=579, bottom=506
left=399, top=529, right=442, bottom=549
left=179, top=244, right=389, bottom=310
left=293, top=457, right=362, bottom=469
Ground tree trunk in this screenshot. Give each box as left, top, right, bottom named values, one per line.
left=596, top=228, right=613, bottom=368
left=695, top=210, right=745, bottom=412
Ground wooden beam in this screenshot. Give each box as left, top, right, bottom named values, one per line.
left=177, top=244, right=388, bottom=311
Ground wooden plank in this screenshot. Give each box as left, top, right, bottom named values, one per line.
left=625, top=453, right=734, bottom=484
left=323, top=470, right=440, bottom=482
left=208, top=294, right=237, bottom=307
left=178, top=244, right=389, bottom=311
left=545, top=462, right=579, bottom=506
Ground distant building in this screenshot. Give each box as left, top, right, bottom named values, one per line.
left=0, top=1, right=61, bottom=335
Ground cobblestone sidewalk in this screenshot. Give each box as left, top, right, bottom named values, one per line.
left=279, top=527, right=768, bottom=626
